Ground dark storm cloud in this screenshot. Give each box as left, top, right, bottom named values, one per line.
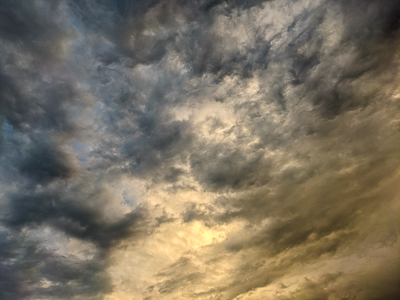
left=287, top=0, right=400, bottom=117
left=4, top=185, right=142, bottom=247
left=1, top=0, right=399, bottom=299
left=0, top=181, right=167, bottom=299
left=85, top=0, right=400, bottom=195
left=0, top=0, right=80, bottom=190
left=0, top=227, right=112, bottom=300
left=0, top=0, right=75, bottom=65
left=18, top=142, right=75, bottom=184
left=0, top=71, right=82, bottom=133
left=0, top=0, right=163, bottom=298
left=69, top=0, right=181, bottom=66
left=176, top=0, right=400, bottom=190
left=69, top=0, right=269, bottom=71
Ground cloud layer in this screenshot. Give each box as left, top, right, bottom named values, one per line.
left=0, top=0, right=399, bottom=299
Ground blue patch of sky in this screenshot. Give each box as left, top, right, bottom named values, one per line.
left=2, top=121, right=14, bottom=137
left=122, top=192, right=136, bottom=208
left=73, top=141, right=87, bottom=151
left=70, top=19, right=83, bottom=31
left=73, top=141, right=90, bottom=162
left=68, top=17, right=87, bottom=70
left=91, top=102, right=103, bottom=116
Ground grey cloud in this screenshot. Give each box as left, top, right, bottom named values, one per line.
left=277, top=260, right=400, bottom=300
left=0, top=0, right=75, bottom=66
left=190, top=148, right=272, bottom=190
left=0, top=228, right=112, bottom=300
left=1, top=0, right=399, bottom=299
left=0, top=180, right=166, bottom=299
left=0, top=1, right=156, bottom=296
left=154, top=257, right=205, bottom=295
left=174, top=110, right=399, bottom=298
left=18, top=142, right=76, bottom=184
left=4, top=183, right=155, bottom=249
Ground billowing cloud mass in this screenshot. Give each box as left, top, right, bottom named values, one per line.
left=0, top=0, right=399, bottom=299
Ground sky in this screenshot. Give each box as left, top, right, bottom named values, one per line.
left=0, top=0, right=399, bottom=299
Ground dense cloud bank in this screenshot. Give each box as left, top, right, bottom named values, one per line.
left=0, top=0, right=399, bottom=299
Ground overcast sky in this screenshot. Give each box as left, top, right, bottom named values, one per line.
left=0, top=0, right=399, bottom=299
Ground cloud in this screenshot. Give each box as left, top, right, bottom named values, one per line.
left=0, top=0, right=399, bottom=299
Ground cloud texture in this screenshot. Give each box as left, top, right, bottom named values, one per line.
left=0, top=0, right=399, bottom=299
